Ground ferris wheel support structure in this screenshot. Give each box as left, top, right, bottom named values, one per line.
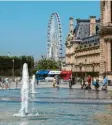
left=47, top=13, right=62, bottom=61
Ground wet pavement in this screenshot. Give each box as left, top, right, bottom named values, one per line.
left=0, top=86, right=112, bottom=125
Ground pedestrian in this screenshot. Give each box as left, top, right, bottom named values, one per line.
left=5, top=78, right=9, bottom=89
left=86, top=75, right=92, bottom=89
left=102, top=75, right=108, bottom=90
left=95, top=78, right=99, bottom=90
left=81, top=77, right=87, bottom=89
left=79, top=77, right=83, bottom=88
left=92, top=77, right=99, bottom=90
left=55, top=75, right=60, bottom=87
left=53, top=77, right=56, bottom=88
left=0, top=76, right=3, bottom=89
left=72, top=77, right=75, bottom=85
left=69, top=77, right=72, bottom=88
left=37, top=80, right=39, bottom=86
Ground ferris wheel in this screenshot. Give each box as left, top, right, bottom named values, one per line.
left=47, top=13, right=62, bottom=61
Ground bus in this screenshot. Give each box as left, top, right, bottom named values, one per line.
left=45, top=70, right=61, bottom=81
left=36, top=70, right=50, bottom=80
left=36, top=70, right=72, bottom=81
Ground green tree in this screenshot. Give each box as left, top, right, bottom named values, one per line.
left=0, top=55, right=34, bottom=76
left=36, top=57, right=61, bottom=71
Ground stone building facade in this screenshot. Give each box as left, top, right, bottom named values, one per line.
left=66, top=17, right=100, bottom=77
left=100, top=1, right=112, bottom=80
left=65, top=1, right=112, bottom=79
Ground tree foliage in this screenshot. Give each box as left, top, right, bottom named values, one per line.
left=0, top=56, right=34, bottom=76
left=36, top=57, right=61, bottom=71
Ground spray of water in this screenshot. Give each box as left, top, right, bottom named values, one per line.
left=30, top=75, right=38, bottom=94
left=13, top=63, right=29, bottom=117
left=13, top=63, right=39, bottom=117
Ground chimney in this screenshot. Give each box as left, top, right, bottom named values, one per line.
left=69, top=17, right=74, bottom=35
left=90, top=16, right=96, bottom=36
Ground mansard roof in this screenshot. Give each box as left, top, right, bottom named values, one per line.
left=76, top=18, right=100, bottom=23
left=80, top=35, right=100, bottom=46
left=74, top=17, right=100, bottom=40
left=76, top=19, right=90, bottom=23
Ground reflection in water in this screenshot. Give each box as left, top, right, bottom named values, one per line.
left=31, top=75, right=37, bottom=93
left=20, top=119, right=29, bottom=125
left=109, top=104, right=112, bottom=110
left=31, top=93, right=35, bottom=114
left=56, top=86, right=60, bottom=91
left=66, top=88, right=112, bottom=100
left=95, top=90, right=100, bottom=99
left=68, top=88, right=75, bottom=97
left=0, top=88, right=112, bottom=125
left=30, top=93, right=39, bottom=116
left=52, top=87, right=60, bottom=95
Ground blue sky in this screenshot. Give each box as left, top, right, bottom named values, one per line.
left=0, top=1, right=100, bottom=60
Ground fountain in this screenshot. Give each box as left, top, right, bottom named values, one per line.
left=30, top=74, right=38, bottom=94
left=30, top=75, right=39, bottom=115
left=13, top=63, right=39, bottom=117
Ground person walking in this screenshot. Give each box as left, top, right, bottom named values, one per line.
left=69, top=77, right=72, bottom=88
left=78, top=77, right=83, bottom=89
left=53, top=77, right=56, bottom=88
left=0, top=76, right=3, bottom=89
left=95, top=78, right=99, bottom=90
left=55, top=75, right=60, bottom=87
left=102, top=75, right=108, bottom=90
left=81, top=77, right=87, bottom=89
left=92, top=77, right=99, bottom=90
left=87, top=75, right=92, bottom=89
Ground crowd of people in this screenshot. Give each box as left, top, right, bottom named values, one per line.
left=0, top=74, right=109, bottom=91
left=52, top=74, right=109, bottom=91
left=0, top=76, right=21, bottom=89
left=0, top=77, right=10, bottom=89
left=69, top=75, right=108, bottom=90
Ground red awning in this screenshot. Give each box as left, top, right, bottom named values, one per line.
left=60, top=71, right=72, bottom=80
left=60, top=71, right=72, bottom=74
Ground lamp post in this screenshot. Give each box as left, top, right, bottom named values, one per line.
left=12, top=59, right=15, bottom=78
left=20, top=57, right=22, bottom=76
left=79, top=62, right=83, bottom=78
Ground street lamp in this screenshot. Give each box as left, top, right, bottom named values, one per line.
left=12, top=59, right=15, bottom=77
left=85, top=59, right=87, bottom=78
left=20, top=57, right=22, bottom=76
left=79, top=62, right=83, bottom=78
